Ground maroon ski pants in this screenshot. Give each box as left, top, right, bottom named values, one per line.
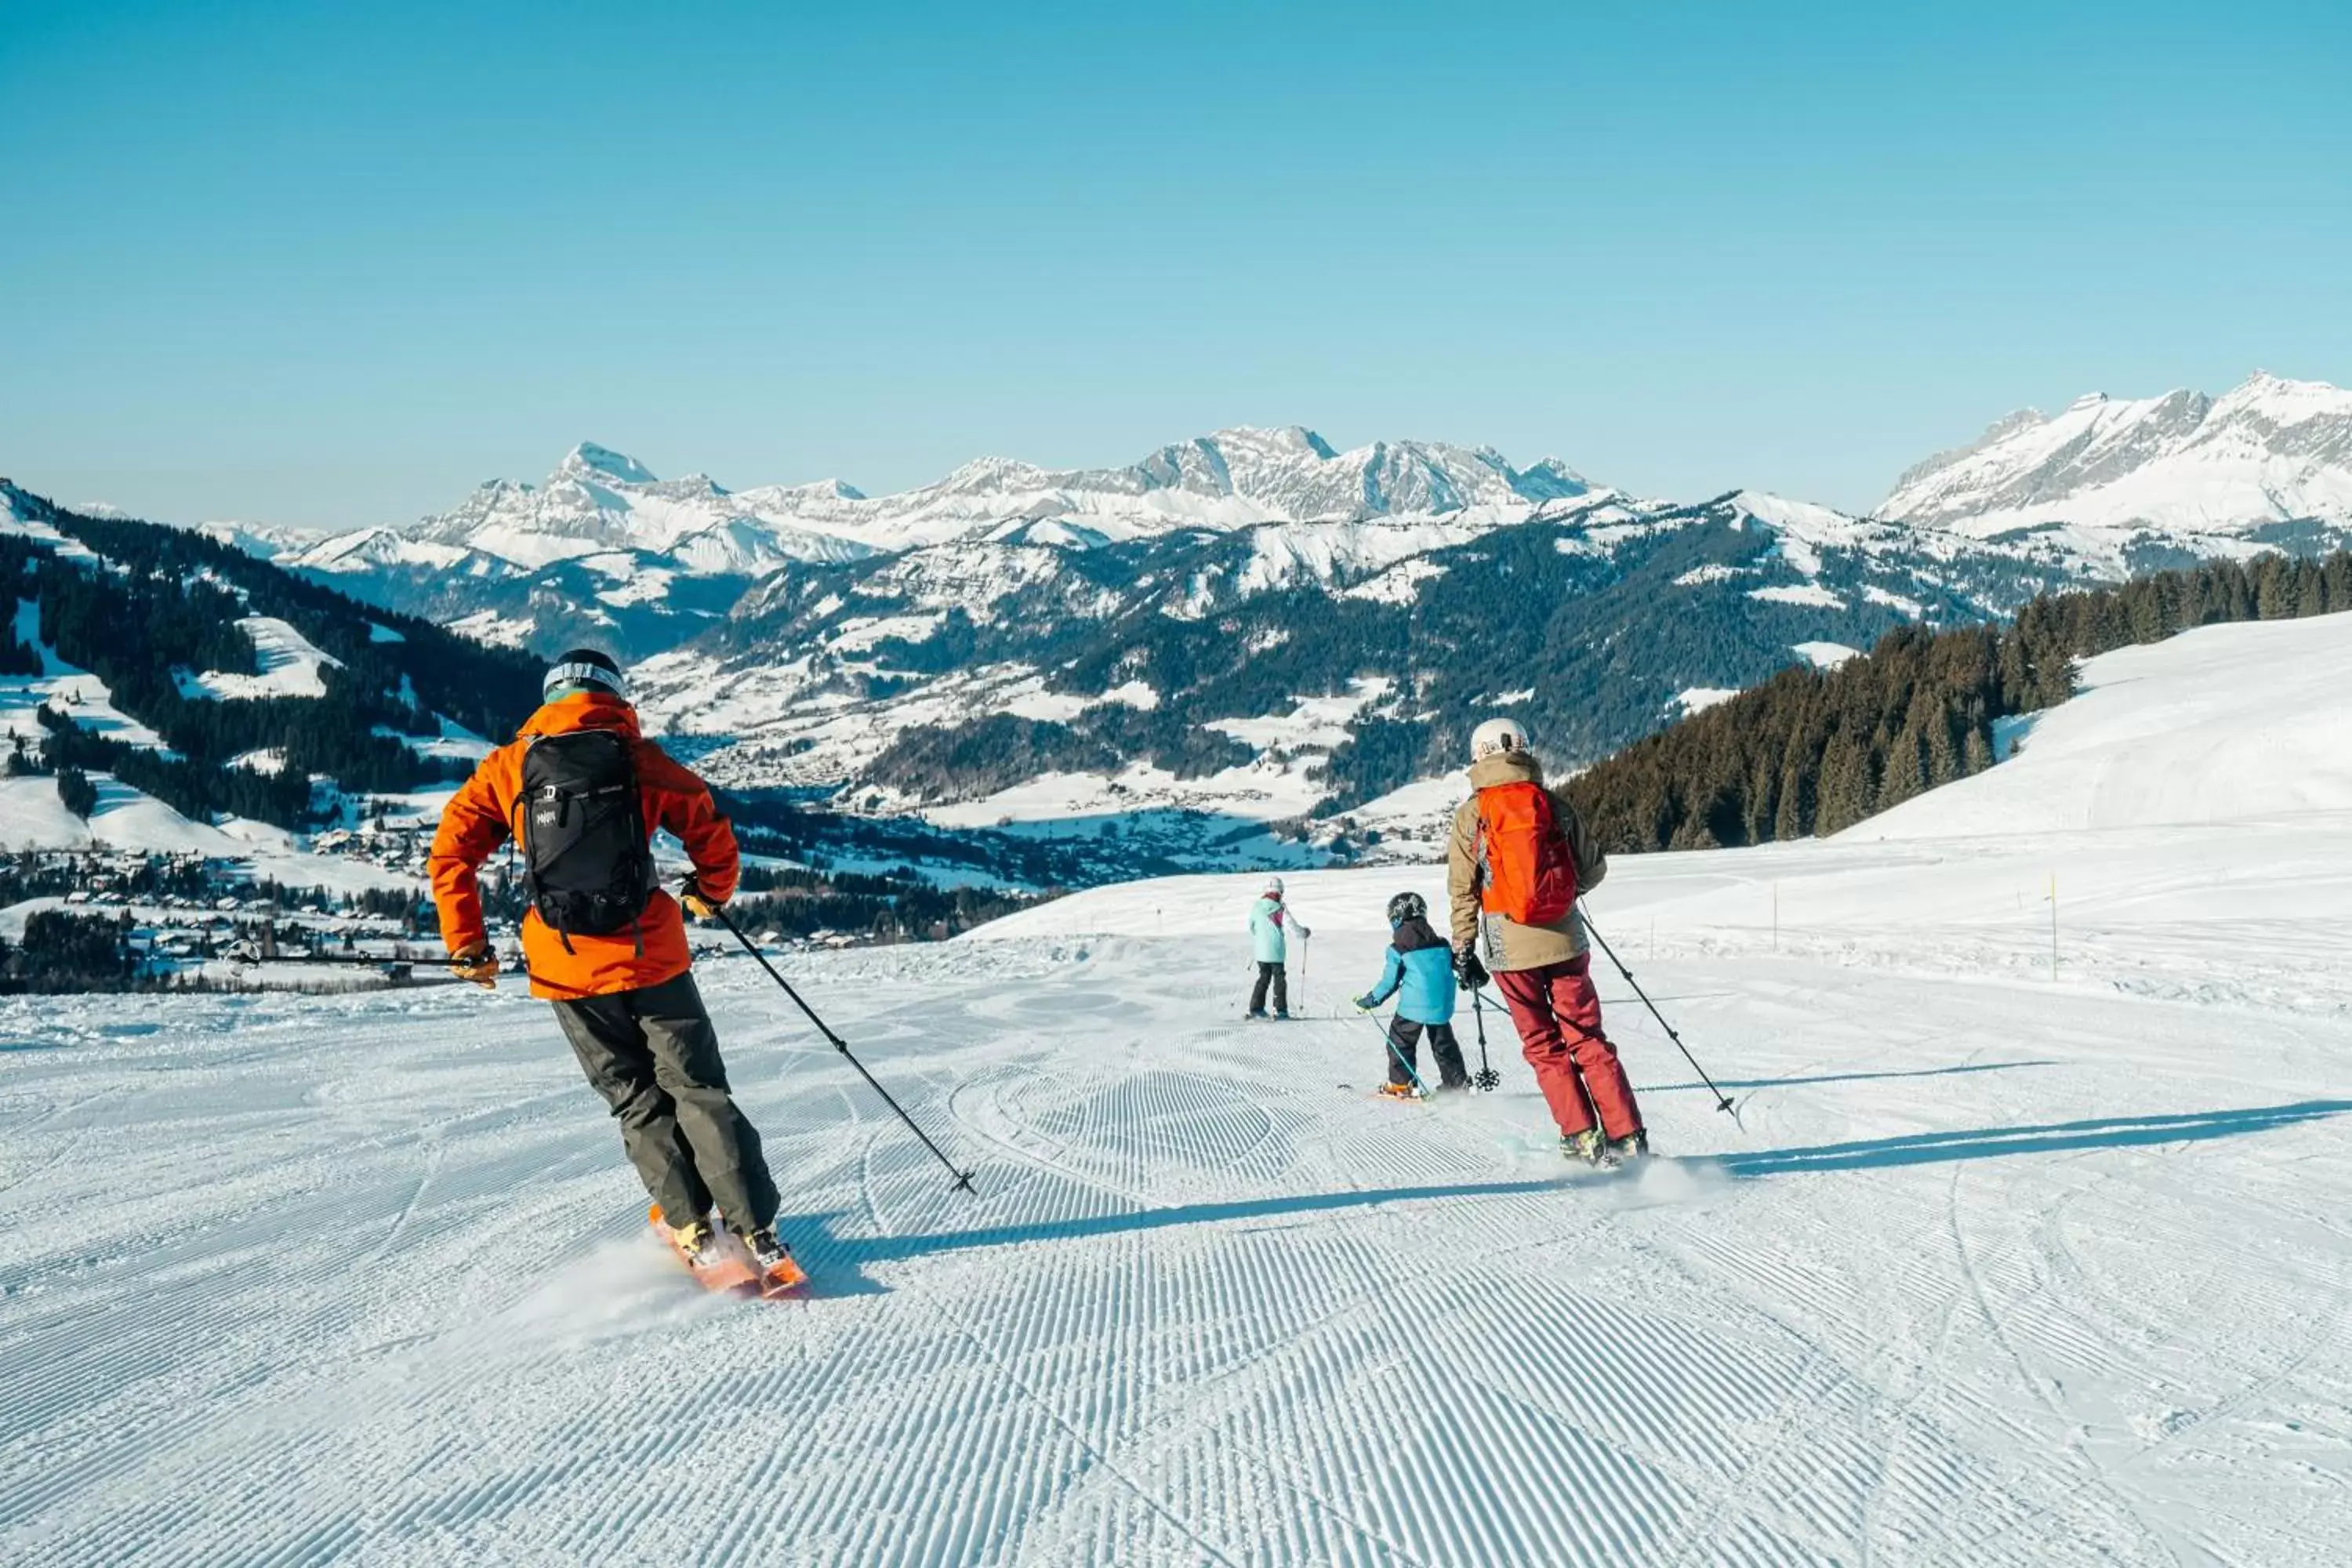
left=1494, top=955, right=1644, bottom=1140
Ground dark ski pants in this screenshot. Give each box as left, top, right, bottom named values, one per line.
left=1494, top=956, right=1644, bottom=1140
left=1248, top=960, right=1289, bottom=1016
left=550, top=971, right=780, bottom=1235
left=1386, top=1016, right=1470, bottom=1089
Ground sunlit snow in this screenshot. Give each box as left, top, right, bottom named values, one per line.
left=9, top=612, right=2350, bottom=1562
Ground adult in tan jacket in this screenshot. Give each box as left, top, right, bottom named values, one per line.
left=1448, top=718, right=1648, bottom=1163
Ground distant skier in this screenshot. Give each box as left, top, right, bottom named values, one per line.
left=1448, top=718, right=1649, bottom=1165
left=1354, top=891, right=1469, bottom=1095
left=1247, top=875, right=1310, bottom=1019
left=427, top=648, right=797, bottom=1282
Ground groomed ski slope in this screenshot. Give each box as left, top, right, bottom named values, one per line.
left=5, top=617, right=2352, bottom=1565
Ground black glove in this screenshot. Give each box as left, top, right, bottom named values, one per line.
left=1454, top=946, right=1488, bottom=991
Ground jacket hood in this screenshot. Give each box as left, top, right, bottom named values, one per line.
left=517, top=691, right=643, bottom=742
left=1468, top=749, right=1544, bottom=791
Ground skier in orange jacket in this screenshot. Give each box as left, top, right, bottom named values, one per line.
left=430, top=648, right=790, bottom=1276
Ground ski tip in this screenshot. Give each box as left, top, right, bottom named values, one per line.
left=757, top=1259, right=812, bottom=1299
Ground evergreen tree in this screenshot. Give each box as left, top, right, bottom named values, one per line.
left=56, top=766, right=98, bottom=819
left=1813, top=732, right=1872, bottom=836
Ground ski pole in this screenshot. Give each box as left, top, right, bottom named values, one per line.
left=1468, top=982, right=1500, bottom=1091
left=1580, top=911, right=1738, bottom=1123
left=1356, top=1006, right=1432, bottom=1098
left=712, top=906, right=978, bottom=1196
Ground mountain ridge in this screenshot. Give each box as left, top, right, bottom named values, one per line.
left=30, top=369, right=2352, bottom=870
left=1880, top=370, right=2352, bottom=538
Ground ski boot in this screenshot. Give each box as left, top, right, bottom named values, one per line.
left=669, top=1216, right=720, bottom=1267
left=1246, top=1009, right=1269, bottom=1021
left=737, top=1225, right=809, bottom=1295
left=1377, top=1081, right=1422, bottom=1101
left=1562, top=1127, right=1614, bottom=1167
left=1606, top=1129, right=1651, bottom=1164
left=740, top=1226, right=791, bottom=1272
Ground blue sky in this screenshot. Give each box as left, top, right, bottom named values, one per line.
left=3, top=0, right=2347, bottom=530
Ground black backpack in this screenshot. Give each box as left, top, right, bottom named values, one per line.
left=515, top=729, right=658, bottom=948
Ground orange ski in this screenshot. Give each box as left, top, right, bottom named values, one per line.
left=649, top=1205, right=808, bottom=1300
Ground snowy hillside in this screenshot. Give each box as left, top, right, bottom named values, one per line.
left=1882, top=372, right=2352, bottom=563
left=1859, top=609, right=2352, bottom=838
left=1, top=482, right=545, bottom=893
left=6, top=607, right=2349, bottom=1563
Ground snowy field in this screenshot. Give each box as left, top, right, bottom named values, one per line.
left=5, top=618, right=2352, bottom=1564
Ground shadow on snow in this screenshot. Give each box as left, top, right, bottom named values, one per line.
left=784, top=1098, right=2350, bottom=1294
left=1640, top=1058, right=2060, bottom=1094
left=1719, top=1099, right=2352, bottom=1178
left=793, top=1177, right=1574, bottom=1294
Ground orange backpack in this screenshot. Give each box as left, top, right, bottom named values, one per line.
left=1477, top=781, right=1577, bottom=925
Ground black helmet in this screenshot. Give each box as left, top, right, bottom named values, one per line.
left=543, top=648, right=629, bottom=703
left=1386, top=891, right=1426, bottom=925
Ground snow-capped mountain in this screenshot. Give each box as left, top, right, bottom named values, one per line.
left=281, top=431, right=1612, bottom=662
left=390, top=429, right=1590, bottom=564
left=302, top=442, right=876, bottom=578
left=243, top=374, right=2352, bottom=868
left=1882, top=371, right=2352, bottom=545
left=734, top=426, right=1591, bottom=552
left=621, top=483, right=2088, bottom=865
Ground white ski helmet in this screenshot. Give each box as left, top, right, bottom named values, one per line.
left=1263, top=875, right=1285, bottom=896
left=1472, top=717, right=1529, bottom=762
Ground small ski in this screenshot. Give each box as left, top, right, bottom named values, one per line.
left=650, top=1205, right=808, bottom=1300
left=1339, top=1083, right=1433, bottom=1104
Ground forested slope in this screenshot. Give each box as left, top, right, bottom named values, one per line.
left=1565, top=550, right=2352, bottom=851
left=4, top=484, right=544, bottom=829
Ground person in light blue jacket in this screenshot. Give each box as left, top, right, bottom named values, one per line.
left=1355, top=891, right=1470, bottom=1093
left=1247, top=876, right=1309, bottom=1018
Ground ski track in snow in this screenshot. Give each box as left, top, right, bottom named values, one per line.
left=14, top=604, right=2352, bottom=1568
left=3, top=913, right=2347, bottom=1566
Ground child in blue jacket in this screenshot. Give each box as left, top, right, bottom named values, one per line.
left=1355, top=891, right=1470, bottom=1093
